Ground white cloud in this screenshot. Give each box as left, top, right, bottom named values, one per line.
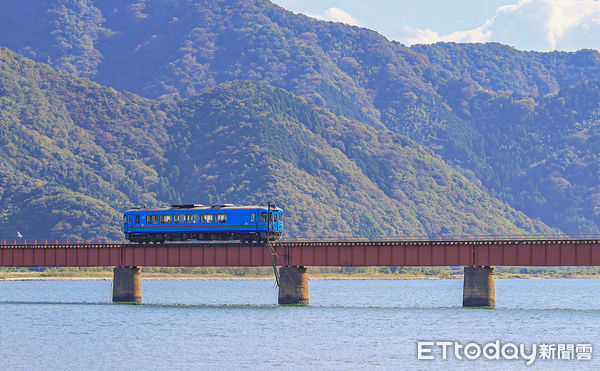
left=309, top=7, right=361, bottom=26
left=397, top=0, right=600, bottom=51
left=399, top=26, right=443, bottom=46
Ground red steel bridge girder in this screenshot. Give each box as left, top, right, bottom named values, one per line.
left=474, top=242, right=600, bottom=266
left=1, top=240, right=600, bottom=267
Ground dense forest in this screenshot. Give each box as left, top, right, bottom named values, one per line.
left=0, top=0, right=599, bottom=238
left=0, top=48, right=547, bottom=238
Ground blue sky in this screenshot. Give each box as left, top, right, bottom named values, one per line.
left=272, top=0, right=600, bottom=52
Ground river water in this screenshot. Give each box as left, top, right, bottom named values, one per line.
left=0, top=278, right=598, bottom=369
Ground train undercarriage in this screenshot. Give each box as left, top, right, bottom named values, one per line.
left=127, top=232, right=282, bottom=244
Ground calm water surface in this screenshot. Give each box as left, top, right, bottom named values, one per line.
left=0, top=278, right=598, bottom=369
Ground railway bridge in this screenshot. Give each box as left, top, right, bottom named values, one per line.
left=2, top=235, right=600, bottom=307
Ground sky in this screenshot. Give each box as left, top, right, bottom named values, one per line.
left=271, top=0, right=600, bottom=52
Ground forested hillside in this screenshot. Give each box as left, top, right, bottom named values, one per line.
left=0, top=48, right=549, bottom=238
left=1, top=0, right=600, bottom=235
left=412, top=43, right=600, bottom=97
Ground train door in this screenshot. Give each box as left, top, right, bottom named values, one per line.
left=272, top=211, right=280, bottom=231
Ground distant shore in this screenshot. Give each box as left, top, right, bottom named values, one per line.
left=1, top=272, right=598, bottom=281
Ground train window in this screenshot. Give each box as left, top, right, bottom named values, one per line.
left=147, top=215, right=158, bottom=224
left=260, top=212, right=267, bottom=222
left=274, top=214, right=278, bottom=223
left=250, top=213, right=255, bottom=222
left=128, top=216, right=132, bottom=224
left=174, top=214, right=185, bottom=223
left=201, top=214, right=213, bottom=223
left=187, top=214, right=199, bottom=223
left=135, top=215, right=140, bottom=224
left=160, top=214, right=171, bottom=223
left=215, top=214, right=227, bottom=223
left=123, top=215, right=127, bottom=225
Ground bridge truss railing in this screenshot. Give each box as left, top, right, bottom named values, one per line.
left=280, top=233, right=600, bottom=242
left=2, top=234, right=600, bottom=247
left=0, top=239, right=126, bottom=246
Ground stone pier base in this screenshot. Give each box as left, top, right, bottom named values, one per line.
left=463, top=266, right=495, bottom=308
left=278, top=266, right=309, bottom=305
left=113, top=266, right=142, bottom=303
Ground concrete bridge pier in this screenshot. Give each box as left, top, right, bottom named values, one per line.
left=278, top=266, right=309, bottom=305
left=463, top=266, right=495, bottom=308
left=112, top=266, right=142, bottom=303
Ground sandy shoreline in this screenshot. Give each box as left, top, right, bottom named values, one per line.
left=0, top=276, right=448, bottom=281
left=0, top=275, right=597, bottom=281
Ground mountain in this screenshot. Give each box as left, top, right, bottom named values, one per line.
left=1, top=0, right=600, bottom=233
left=412, top=42, right=600, bottom=97
left=0, top=48, right=549, bottom=239
left=447, top=81, right=600, bottom=232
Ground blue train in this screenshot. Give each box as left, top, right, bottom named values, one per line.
left=123, top=203, right=283, bottom=243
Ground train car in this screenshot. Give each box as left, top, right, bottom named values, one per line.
left=122, top=203, right=283, bottom=243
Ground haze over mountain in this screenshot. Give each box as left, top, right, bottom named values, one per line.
left=0, top=0, right=599, bottom=237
